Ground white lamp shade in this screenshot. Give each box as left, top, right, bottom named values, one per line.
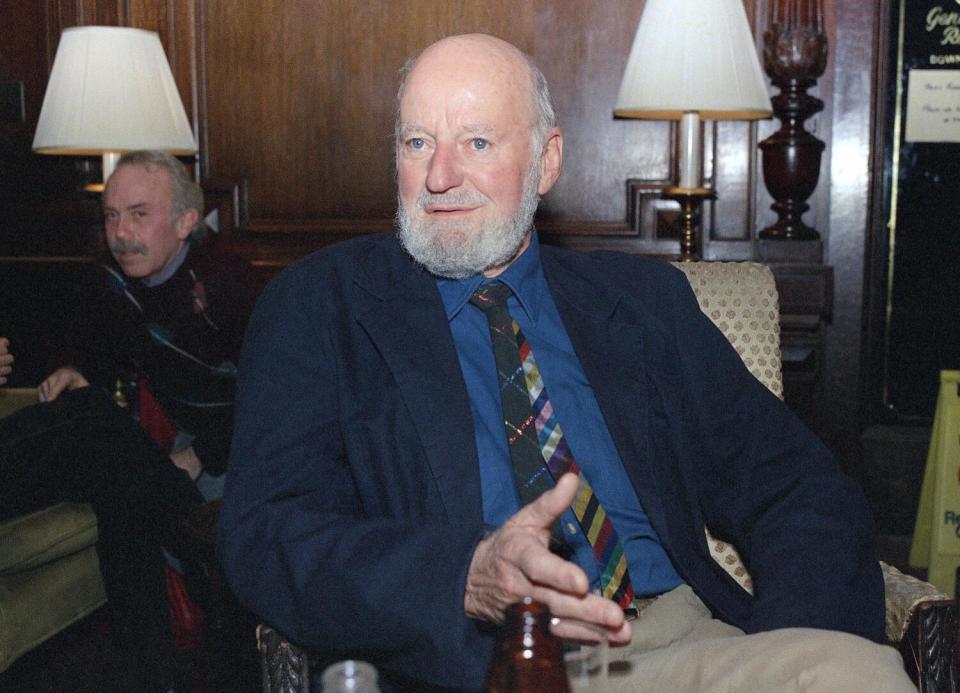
left=614, top=0, right=772, bottom=120
left=33, top=26, right=197, bottom=155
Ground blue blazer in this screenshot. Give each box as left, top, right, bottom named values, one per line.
left=219, top=232, right=883, bottom=691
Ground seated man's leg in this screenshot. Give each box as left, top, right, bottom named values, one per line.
left=0, top=388, right=94, bottom=518
left=605, top=585, right=914, bottom=693
left=0, top=386, right=203, bottom=545
left=0, top=387, right=204, bottom=690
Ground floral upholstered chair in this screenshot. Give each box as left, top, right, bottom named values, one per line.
left=673, top=261, right=955, bottom=693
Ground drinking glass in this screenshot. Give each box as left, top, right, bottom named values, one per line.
left=550, top=617, right=609, bottom=690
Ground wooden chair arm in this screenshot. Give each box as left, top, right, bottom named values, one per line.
left=896, top=598, right=957, bottom=693
left=257, top=624, right=313, bottom=693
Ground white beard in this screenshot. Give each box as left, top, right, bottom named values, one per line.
left=396, top=160, right=541, bottom=279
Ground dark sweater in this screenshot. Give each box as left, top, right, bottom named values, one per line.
left=56, top=237, right=259, bottom=474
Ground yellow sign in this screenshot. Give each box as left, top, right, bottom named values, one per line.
left=910, top=370, right=960, bottom=595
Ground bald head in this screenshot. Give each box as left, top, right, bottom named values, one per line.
left=396, top=34, right=556, bottom=155
left=393, top=33, right=563, bottom=278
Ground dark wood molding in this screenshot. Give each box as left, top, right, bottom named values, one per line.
left=3, top=0, right=872, bottom=469
left=201, top=177, right=248, bottom=238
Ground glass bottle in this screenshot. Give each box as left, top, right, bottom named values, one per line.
left=320, top=659, right=380, bottom=693
left=485, top=597, right=571, bottom=693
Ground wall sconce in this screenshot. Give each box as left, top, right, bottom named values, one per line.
left=33, top=26, right=197, bottom=192
left=614, top=0, right=772, bottom=260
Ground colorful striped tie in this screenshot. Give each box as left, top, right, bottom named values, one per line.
left=470, top=283, right=634, bottom=608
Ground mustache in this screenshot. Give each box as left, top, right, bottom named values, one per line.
left=416, top=190, right=487, bottom=209
left=109, top=239, right=149, bottom=256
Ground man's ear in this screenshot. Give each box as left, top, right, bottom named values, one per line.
left=537, top=128, right=563, bottom=196
left=175, top=208, right=200, bottom=241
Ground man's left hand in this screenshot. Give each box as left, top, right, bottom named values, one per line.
left=38, top=366, right=89, bottom=402
left=463, top=473, right=631, bottom=645
left=170, top=445, right=203, bottom=481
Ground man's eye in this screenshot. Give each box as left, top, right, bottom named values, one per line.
left=471, top=138, right=489, bottom=151
left=133, top=212, right=146, bottom=219
left=407, top=138, right=425, bottom=150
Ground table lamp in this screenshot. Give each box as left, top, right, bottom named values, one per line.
left=614, top=0, right=772, bottom=260
left=33, top=25, right=197, bottom=192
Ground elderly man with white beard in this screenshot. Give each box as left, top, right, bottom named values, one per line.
left=220, top=33, right=913, bottom=692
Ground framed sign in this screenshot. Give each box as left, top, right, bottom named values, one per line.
left=874, top=0, right=960, bottom=421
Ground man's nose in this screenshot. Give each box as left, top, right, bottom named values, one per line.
left=425, top=142, right=463, bottom=193
left=114, top=215, right=134, bottom=238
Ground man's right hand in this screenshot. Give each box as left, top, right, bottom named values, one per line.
left=0, top=337, right=12, bottom=386
left=464, top=473, right=632, bottom=645
left=38, top=367, right=90, bottom=402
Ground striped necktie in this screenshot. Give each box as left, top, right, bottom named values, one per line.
left=470, top=283, right=634, bottom=608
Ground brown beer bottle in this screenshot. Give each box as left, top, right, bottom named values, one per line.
left=485, top=597, right=570, bottom=692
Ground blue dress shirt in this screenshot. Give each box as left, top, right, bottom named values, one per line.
left=436, top=232, right=683, bottom=596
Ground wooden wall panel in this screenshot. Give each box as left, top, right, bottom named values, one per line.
left=8, top=0, right=786, bottom=254
left=127, top=0, right=201, bottom=176
left=1, top=0, right=884, bottom=476
left=3, top=0, right=837, bottom=257
left=42, top=0, right=124, bottom=65
left=198, top=0, right=784, bottom=259
left=197, top=2, right=678, bottom=232
left=203, top=0, right=547, bottom=226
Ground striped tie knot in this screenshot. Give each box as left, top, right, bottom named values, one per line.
left=469, top=283, right=513, bottom=312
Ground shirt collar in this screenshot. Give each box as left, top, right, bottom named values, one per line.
left=436, top=230, right=544, bottom=323
left=142, top=241, right=190, bottom=288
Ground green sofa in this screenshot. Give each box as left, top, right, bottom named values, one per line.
left=0, top=388, right=106, bottom=672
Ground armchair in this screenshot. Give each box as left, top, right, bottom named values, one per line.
left=257, top=261, right=955, bottom=693
left=672, top=261, right=955, bottom=693
left=0, top=389, right=106, bottom=673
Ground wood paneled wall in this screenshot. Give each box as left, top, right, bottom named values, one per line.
left=0, top=1, right=884, bottom=478
left=198, top=0, right=770, bottom=258
left=6, top=0, right=821, bottom=256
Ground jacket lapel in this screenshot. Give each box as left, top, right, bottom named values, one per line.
left=541, top=252, right=670, bottom=541
left=352, top=240, right=482, bottom=526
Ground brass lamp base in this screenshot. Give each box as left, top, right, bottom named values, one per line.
left=664, top=186, right=716, bottom=261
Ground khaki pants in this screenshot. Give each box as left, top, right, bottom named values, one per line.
left=601, top=586, right=915, bottom=692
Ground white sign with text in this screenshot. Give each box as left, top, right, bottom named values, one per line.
left=906, top=69, right=960, bottom=142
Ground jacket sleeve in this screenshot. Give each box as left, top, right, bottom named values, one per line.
left=663, top=268, right=884, bottom=641
left=218, top=269, right=495, bottom=690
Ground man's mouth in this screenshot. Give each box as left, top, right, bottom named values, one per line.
left=424, top=205, right=478, bottom=215
left=417, top=190, right=487, bottom=216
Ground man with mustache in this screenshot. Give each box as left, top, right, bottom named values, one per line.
left=1, top=150, right=257, bottom=691
left=220, top=35, right=911, bottom=691
left=39, top=150, right=256, bottom=487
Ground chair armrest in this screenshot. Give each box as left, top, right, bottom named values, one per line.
left=880, top=562, right=956, bottom=693
left=0, top=388, right=38, bottom=418
left=257, top=624, right=313, bottom=693
left=896, top=599, right=957, bottom=693
left=882, top=561, right=952, bottom=642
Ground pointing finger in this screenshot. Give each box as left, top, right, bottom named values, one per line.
left=507, top=472, right=579, bottom=532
